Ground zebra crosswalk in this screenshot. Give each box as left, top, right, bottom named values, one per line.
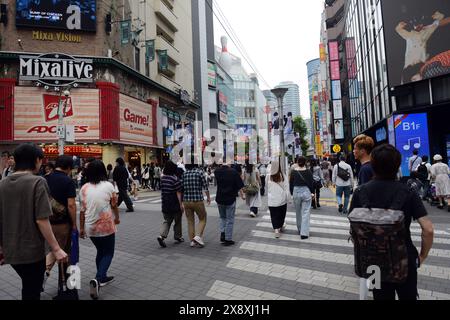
left=206, top=209, right=450, bottom=300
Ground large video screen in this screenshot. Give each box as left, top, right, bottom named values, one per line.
left=382, top=0, right=450, bottom=87
left=16, top=0, right=96, bottom=32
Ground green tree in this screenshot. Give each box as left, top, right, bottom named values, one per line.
left=293, top=116, right=310, bottom=155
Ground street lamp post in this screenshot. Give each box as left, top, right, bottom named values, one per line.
left=271, top=88, right=289, bottom=173
left=57, top=89, right=71, bottom=156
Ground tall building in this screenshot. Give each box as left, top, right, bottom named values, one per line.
left=0, top=0, right=199, bottom=167
left=322, top=0, right=450, bottom=173
left=274, top=82, right=301, bottom=118
left=307, top=59, right=324, bottom=156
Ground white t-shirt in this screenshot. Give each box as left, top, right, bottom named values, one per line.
left=80, top=181, right=117, bottom=238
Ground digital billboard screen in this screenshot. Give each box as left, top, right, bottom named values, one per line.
left=16, top=0, right=97, bottom=32
left=394, top=113, right=430, bottom=177
left=381, top=0, right=450, bottom=87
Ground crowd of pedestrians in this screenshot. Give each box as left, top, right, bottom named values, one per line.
left=0, top=137, right=448, bottom=301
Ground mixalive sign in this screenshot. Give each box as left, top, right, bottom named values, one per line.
left=19, top=53, right=94, bottom=87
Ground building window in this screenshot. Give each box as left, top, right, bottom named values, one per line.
left=135, top=47, right=141, bottom=72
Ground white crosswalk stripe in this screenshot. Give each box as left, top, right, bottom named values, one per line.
left=256, top=222, right=450, bottom=245
left=206, top=280, right=294, bottom=300
left=251, top=230, right=450, bottom=258
left=263, top=214, right=450, bottom=236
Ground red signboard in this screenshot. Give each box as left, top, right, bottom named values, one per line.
left=43, top=94, right=73, bottom=121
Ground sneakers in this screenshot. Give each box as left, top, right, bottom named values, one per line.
left=301, top=236, right=309, bottom=240
left=157, top=236, right=167, bottom=248
left=343, top=209, right=349, bottom=215
left=220, top=232, right=226, bottom=243
left=275, top=229, right=281, bottom=238
left=99, top=276, right=115, bottom=287
left=281, top=224, right=287, bottom=233
left=190, top=241, right=198, bottom=248
left=222, top=240, right=235, bottom=246
left=338, top=204, right=344, bottom=213
left=175, top=238, right=185, bottom=244
left=193, top=236, right=205, bottom=247
left=126, top=209, right=134, bottom=213
left=89, top=279, right=99, bottom=300
left=250, top=212, right=257, bottom=218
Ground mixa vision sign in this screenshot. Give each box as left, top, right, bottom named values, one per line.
left=19, top=53, right=94, bottom=87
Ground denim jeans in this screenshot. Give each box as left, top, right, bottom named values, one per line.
left=293, top=186, right=312, bottom=236
left=90, top=234, right=115, bottom=282
left=218, top=202, right=236, bottom=241
left=336, top=186, right=351, bottom=212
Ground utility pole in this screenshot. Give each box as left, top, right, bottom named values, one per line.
left=57, top=89, right=71, bottom=156
left=271, top=88, right=289, bottom=173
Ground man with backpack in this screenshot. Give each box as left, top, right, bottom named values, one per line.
left=332, top=154, right=354, bottom=215
left=408, top=150, right=422, bottom=175
left=417, top=156, right=432, bottom=200
left=349, top=144, right=434, bottom=300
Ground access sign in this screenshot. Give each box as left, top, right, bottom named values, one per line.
left=333, top=144, right=341, bottom=153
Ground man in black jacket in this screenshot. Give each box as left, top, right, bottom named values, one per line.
left=113, top=158, right=134, bottom=212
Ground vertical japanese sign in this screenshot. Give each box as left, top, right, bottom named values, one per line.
left=145, top=40, right=155, bottom=63
left=158, top=50, right=168, bottom=71
left=329, top=40, right=344, bottom=141
left=120, top=20, right=131, bottom=45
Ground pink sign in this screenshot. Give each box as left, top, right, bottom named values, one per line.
left=329, top=41, right=339, bottom=61
left=330, top=61, right=340, bottom=80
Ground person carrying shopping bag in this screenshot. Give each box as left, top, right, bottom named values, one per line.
left=267, top=160, right=290, bottom=238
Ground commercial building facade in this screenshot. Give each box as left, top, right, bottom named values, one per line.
left=322, top=0, right=450, bottom=172
left=0, top=0, right=199, bottom=167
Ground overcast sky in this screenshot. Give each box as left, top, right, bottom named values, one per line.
left=213, top=0, right=325, bottom=119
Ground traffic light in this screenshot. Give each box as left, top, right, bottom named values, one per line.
left=105, top=13, right=112, bottom=34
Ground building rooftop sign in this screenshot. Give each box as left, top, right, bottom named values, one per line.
left=19, top=53, right=93, bottom=87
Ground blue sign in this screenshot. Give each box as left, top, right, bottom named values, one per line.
left=376, top=127, right=387, bottom=143
left=394, top=113, right=430, bottom=177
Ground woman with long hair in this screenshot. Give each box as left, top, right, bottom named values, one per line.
left=243, top=161, right=262, bottom=218
left=267, top=160, right=289, bottom=238
left=290, top=156, right=315, bottom=239
left=80, top=160, right=120, bottom=300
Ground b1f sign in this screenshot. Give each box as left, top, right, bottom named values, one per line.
left=394, top=113, right=430, bottom=177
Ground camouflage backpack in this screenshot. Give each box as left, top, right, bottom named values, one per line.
left=348, top=186, right=409, bottom=283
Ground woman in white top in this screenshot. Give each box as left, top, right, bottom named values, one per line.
left=430, top=154, right=450, bottom=211
left=80, top=160, right=120, bottom=300
left=267, top=160, right=289, bottom=238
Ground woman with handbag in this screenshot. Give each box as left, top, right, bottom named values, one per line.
left=242, top=162, right=262, bottom=218
left=267, top=160, right=289, bottom=238
left=80, top=160, right=120, bottom=300
left=290, top=156, right=315, bottom=240
left=310, top=159, right=324, bottom=209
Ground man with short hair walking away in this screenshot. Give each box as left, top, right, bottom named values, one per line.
left=182, top=164, right=211, bottom=248
left=332, top=154, right=354, bottom=215
left=215, top=162, right=245, bottom=246
left=113, top=158, right=134, bottom=212
left=44, top=155, right=78, bottom=298
left=408, top=150, right=422, bottom=175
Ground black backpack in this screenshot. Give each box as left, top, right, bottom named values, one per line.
left=417, top=163, right=428, bottom=181
left=349, top=185, right=409, bottom=283
left=337, top=165, right=350, bottom=181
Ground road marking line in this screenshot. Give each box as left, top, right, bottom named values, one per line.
left=239, top=241, right=450, bottom=280
left=256, top=222, right=450, bottom=245
left=251, top=230, right=450, bottom=258
left=206, top=280, right=294, bottom=300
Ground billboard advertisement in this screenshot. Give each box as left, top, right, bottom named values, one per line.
left=382, top=0, right=450, bottom=87
left=14, top=87, right=100, bottom=141
left=120, top=94, right=155, bottom=147
left=394, top=113, right=430, bottom=177
left=16, top=0, right=97, bottom=32
left=218, top=91, right=228, bottom=124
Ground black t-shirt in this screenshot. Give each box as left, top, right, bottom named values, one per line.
left=215, top=166, right=245, bottom=206
left=45, top=170, right=77, bottom=224
left=349, top=180, right=428, bottom=259
left=358, top=162, right=374, bottom=185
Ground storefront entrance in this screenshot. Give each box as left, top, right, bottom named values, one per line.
left=127, top=151, right=142, bottom=169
